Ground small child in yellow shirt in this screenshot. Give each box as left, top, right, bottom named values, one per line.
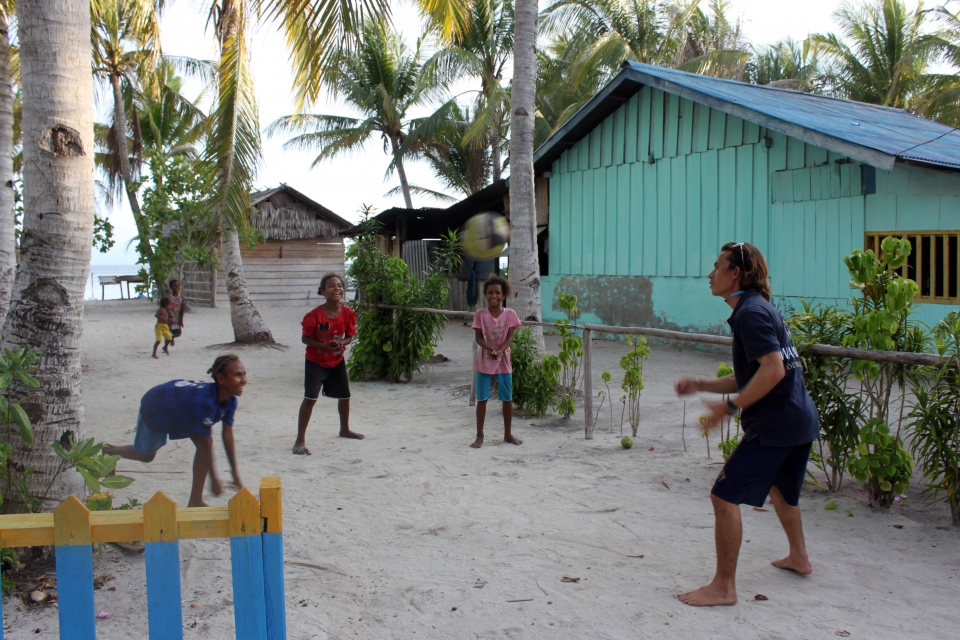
left=153, top=296, right=173, bottom=359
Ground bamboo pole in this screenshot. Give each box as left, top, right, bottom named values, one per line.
left=583, top=328, right=593, bottom=440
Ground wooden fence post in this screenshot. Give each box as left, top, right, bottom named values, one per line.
left=583, top=328, right=593, bottom=439
left=54, top=496, right=96, bottom=640
left=144, top=492, right=183, bottom=640
left=469, top=341, right=477, bottom=406
left=229, top=488, right=268, bottom=640
left=210, top=263, right=218, bottom=308
left=260, top=477, right=286, bottom=640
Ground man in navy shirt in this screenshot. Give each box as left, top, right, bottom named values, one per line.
left=675, top=242, right=819, bottom=607
left=106, top=355, right=247, bottom=507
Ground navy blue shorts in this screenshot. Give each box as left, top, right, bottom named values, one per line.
left=711, top=439, right=812, bottom=508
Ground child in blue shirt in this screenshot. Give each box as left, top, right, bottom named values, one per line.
left=105, top=354, right=247, bottom=507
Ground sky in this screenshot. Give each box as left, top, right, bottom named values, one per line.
left=90, top=0, right=916, bottom=265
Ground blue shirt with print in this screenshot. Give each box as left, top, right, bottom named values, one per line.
left=140, top=380, right=237, bottom=439
left=728, top=289, right=819, bottom=447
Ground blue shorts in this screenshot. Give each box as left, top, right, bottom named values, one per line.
left=133, top=413, right=167, bottom=456
left=475, top=372, right=513, bottom=402
left=711, top=438, right=812, bottom=508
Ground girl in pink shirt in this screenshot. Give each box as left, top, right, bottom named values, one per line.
left=470, top=276, right=522, bottom=448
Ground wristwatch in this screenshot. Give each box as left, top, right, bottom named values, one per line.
left=725, top=398, right=739, bottom=415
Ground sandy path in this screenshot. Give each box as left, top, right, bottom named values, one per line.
left=3, top=300, right=958, bottom=639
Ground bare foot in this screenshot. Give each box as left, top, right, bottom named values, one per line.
left=504, top=435, right=523, bottom=445
left=772, top=555, right=812, bottom=575
left=152, top=354, right=159, bottom=359
left=292, top=442, right=311, bottom=455
left=339, top=430, right=365, bottom=439
left=170, top=340, right=176, bottom=346
left=187, top=499, right=210, bottom=508
left=470, top=436, right=484, bottom=449
left=678, top=582, right=738, bottom=607
left=210, top=478, right=224, bottom=496
left=163, top=347, right=170, bottom=355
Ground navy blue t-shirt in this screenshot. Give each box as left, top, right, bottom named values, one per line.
left=727, top=290, right=819, bottom=447
left=140, top=380, right=237, bottom=440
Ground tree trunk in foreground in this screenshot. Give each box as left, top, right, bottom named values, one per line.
left=0, top=12, right=15, bottom=326
left=507, top=0, right=544, bottom=355
left=222, top=227, right=273, bottom=343
left=4, top=0, right=94, bottom=506
left=392, top=137, right=414, bottom=209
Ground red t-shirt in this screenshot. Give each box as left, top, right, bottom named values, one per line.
left=301, top=304, right=357, bottom=368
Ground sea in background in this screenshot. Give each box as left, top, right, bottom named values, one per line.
left=85, top=264, right=142, bottom=301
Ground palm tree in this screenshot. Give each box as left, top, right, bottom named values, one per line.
left=509, top=0, right=544, bottom=348
left=811, top=0, right=953, bottom=110
left=535, top=33, right=607, bottom=144
left=677, top=0, right=751, bottom=79
left=0, top=3, right=15, bottom=326
left=424, top=0, right=513, bottom=182
left=389, top=102, right=490, bottom=202
left=919, top=2, right=960, bottom=126
left=91, top=0, right=163, bottom=287
left=266, top=18, right=453, bottom=210
left=748, top=38, right=825, bottom=92
left=5, top=0, right=96, bottom=503
left=203, top=0, right=387, bottom=343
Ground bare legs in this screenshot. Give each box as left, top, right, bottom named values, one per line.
left=680, top=489, right=812, bottom=607
left=769, top=486, right=813, bottom=574
left=471, top=400, right=521, bottom=448
left=105, top=438, right=217, bottom=508
left=294, top=397, right=362, bottom=455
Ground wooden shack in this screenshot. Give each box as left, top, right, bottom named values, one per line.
left=182, top=185, right=351, bottom=307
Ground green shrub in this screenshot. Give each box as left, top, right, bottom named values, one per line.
left=849, top=418, right=913, bottom=506
left=347, top=217, right=462, bottom=383
left=788, top=301, right=863, bottom=491
left=511, top=328, right=560, bottom=418
left=619, top=335, right=649, bottom=437
left=554, top=292, right=583, bottom=418
left=908, top=311, right=960, bottom=524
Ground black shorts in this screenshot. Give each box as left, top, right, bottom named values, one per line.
left=304, top=359, right=351, bottom=400
left=711, top=438, right=812, bottom=508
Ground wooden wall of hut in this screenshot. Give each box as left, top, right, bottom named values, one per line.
left=214, top=237, right=346, bottom=307
left=444, top=277, right=471, bottom=313
left=181, top=261, right=218, bottom=307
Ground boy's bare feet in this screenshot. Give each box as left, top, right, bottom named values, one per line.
left=678, top=581, right=738, bottom=607
left=504, top=435, right=522, bottom=445
left=152, top=354, right=159, bottom=359
left=470, top=436, right=484, bottom=449
left=292, top=442, right=311, bottom=455
left=772, top=555, right=813, bottom=575
left=163, top=347, right=170, bottom=355
left=187, top=499, right=210, bottom=508
left=339, top=430, right=364, bottom=439
left=210, top=478, right=224, bottom=496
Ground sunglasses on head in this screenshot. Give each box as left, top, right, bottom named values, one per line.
left=731, top=242, right=749, bottom=270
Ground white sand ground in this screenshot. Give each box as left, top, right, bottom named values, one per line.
left=3, top=300, right=959, bottom=639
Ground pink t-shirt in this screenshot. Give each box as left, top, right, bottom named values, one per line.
left=472, top=307, right=522, bottom=375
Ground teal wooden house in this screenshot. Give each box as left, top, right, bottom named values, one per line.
left=535, top=62, right=960, bottom=331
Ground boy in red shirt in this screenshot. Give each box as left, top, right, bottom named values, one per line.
left=294, top=274, right=363, bottom=455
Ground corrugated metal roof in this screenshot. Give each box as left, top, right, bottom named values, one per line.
left=534, top=62, right=960, bottom=172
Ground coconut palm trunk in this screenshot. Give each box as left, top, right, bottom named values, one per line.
left=212, top=1, right=273, bottom=343
left=0, top=10, right=15, bottom=326
left=108, top=70, right=160, bottom=287
left=391, top=136, right=414, bottom=209
left=5, top=0, right=95, bottom=504
left=508, top=0, right=544, bottom=353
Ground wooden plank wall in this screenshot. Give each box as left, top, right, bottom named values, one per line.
left=548, top=85, right=881, bottom=302
left=181, top=261, right=216, bottom=307
left=214, top=237, right=346, bottom=308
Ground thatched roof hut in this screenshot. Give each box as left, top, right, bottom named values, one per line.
left=250, top=184, right=352, bottom=240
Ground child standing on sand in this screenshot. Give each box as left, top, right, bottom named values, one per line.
left=167, top=279, right=185, bottom=346
left=470, top=276, right=522, bottom=449
left=153, top=296, right=173, bottom=359
left=293, top=274, right=363, bottom=455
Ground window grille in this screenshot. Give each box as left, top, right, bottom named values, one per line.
left=865, top=232, right=960, bottom=303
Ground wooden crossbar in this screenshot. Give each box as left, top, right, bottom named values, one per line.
left=0, top=505, right=231, bottom=547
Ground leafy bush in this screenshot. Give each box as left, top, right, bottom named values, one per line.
left=554, top=292, right=583, bottom=418
left=511, top=328, right=560, bottom=418
left=908, top=312, right=960, bottom=524
left=0, top=347, right=39, bottom=514
left=619, top=335, right=649, bottom=437
left=714, top=362, right=740, bottom=460
left=849, top=418, right=913, bottom=506
left=347, top=218, right=462, bottom=383
left=788, top=301, right=863, bottom=491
